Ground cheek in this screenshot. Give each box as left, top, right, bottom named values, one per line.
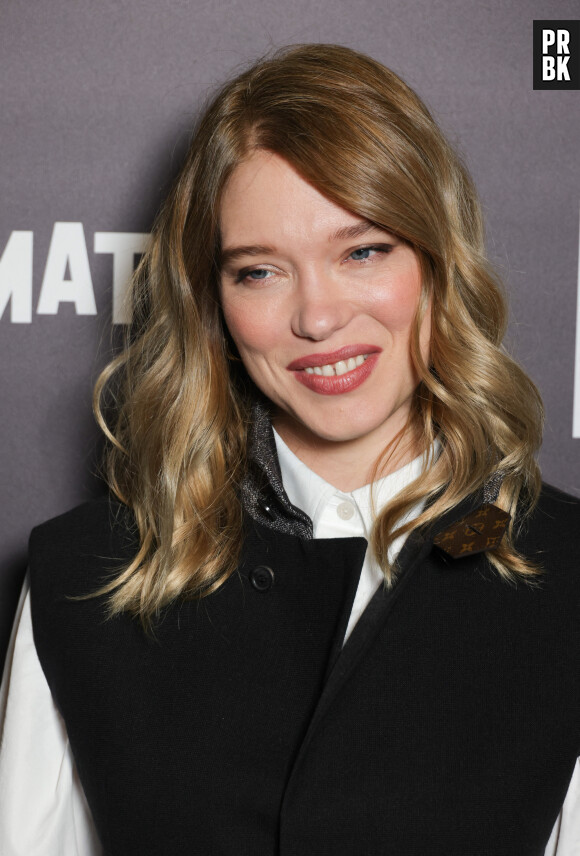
left=221, top=297, right=277, bottom=361
left=371, top=269, right=423, bottom=336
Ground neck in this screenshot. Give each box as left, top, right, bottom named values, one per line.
left=272, top=413, right=424, bottom=493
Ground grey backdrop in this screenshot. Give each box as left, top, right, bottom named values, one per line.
left=1, top=0, right=579, bottom=669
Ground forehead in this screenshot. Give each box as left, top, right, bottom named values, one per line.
left=219, top=150, right=369, bottom=247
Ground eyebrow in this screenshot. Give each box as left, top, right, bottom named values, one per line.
left=220, top=245, right=276, bottom=269
left=219, top=221, right=386, bottom=269
left=329, top=221, right=379, bottom=241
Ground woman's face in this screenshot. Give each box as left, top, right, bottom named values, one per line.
left=219, top=150, right=430, bottom=480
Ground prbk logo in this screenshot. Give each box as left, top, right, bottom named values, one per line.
left=533, top=20, right=579, bottom=89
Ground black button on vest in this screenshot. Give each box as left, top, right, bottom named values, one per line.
left=249, top=565, right=274, bottom=591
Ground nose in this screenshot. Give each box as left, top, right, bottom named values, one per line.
left=290, top=273, right=353, bottom=341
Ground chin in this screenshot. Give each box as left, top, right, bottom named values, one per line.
left=295, top=414, right=391, bottom=446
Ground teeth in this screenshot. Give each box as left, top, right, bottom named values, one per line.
left=303, top=354, right=368, bottom=376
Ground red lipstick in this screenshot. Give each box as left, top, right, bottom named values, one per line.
left=287, top=345, right=381, bottom=395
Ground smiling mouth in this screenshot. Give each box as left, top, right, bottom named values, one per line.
left=288, top=347, right=381, bottom=395
left=303, top=354, right=369, bottom=377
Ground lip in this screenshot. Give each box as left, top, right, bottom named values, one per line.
left=288, top=346, right=382, bottom=396
left=286, top=344, right=382, bottom=372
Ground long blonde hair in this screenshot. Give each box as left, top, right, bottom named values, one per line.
left=94, top=43, right=543, bottom=624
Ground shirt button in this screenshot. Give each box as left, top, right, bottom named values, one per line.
left=336, top=500, right=355, bottom=521
left=249, top=565, right=274, bottom=592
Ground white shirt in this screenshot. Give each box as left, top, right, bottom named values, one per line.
left=273, top=429, right=430, bottom=643
left=0, top=439, right=579, bottom=854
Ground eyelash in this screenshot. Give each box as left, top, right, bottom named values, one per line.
left=234, top=244, right=394, bottom=284
left=347, top=244, right=393, bottom=262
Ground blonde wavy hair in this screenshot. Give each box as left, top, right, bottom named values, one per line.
left=94, top=43, right=543, bottom=624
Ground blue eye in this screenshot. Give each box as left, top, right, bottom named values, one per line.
left=350, top=247, right=375, bottom=260
left=348, top=244, right=393, bottom=263
left=235, top=267, right=272, bottom=283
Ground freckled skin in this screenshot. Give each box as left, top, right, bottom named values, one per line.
left=219, top=151, right=430, bottom=490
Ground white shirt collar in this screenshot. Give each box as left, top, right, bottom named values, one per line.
left=273, top=428, right=434, bottom=538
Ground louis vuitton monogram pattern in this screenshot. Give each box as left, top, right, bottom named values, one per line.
left=433, top=504, right=511, bottom=559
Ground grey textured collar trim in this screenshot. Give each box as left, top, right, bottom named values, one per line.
left=240, top=401, right=313, bottom=539
left=482, top=468, right=504, bottom=504
left=240, top=400, right=505, bottom=542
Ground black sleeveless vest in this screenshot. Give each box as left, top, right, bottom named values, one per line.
left=30, top=408, right=580, bottom=856
left=29, top=481, right=580, bottom=856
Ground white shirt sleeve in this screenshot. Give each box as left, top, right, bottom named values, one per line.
left=545, top=757, right=580, bottom=855
left=0, top=576, right=102, bottom=856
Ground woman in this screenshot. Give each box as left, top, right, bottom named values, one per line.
left=1, top=43, right=579, bottom=855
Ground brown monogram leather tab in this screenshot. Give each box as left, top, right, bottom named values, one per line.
left=433, top=504, right=511, bottom=559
